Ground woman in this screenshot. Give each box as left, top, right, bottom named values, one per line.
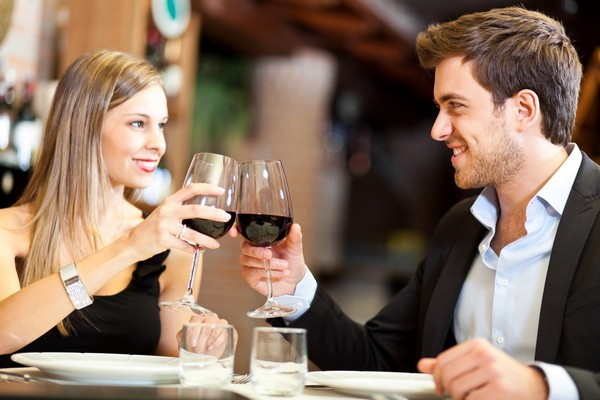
left=0, top=50, right=233, bottom=366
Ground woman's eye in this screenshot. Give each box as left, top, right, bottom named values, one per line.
left=131, top=121, right=143, bottom=128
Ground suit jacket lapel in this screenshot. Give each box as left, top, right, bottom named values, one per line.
left=536, top=154, right=600, bottom=362
left=422, top=213, right=486, bottom=356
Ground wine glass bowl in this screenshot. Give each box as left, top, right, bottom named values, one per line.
left=236, top=214, right=293, bottom=247
left=159, top=152, right=238, bottom=316
left=182, top=212, right=236, bottom=241
left=237, top=159, right=295, bottom=318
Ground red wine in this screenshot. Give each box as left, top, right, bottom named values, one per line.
left=236, top=213, right=293, bottom=247
left=183, top=211, right=236, bottom=239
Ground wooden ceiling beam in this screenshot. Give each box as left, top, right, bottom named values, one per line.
left=348, top=38, right=411, bottom=64
left=192, top=0, right=428, bottom=93
left=268, top=0, right=342, bottom=9
left=344, top=0, right=421, bottom=46
left=285, top=7, right=378, bottom=38
left=193, top=0, right=310, bottom=55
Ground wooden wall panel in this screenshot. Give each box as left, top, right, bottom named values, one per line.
left=60, top=0, right=149, bottom=74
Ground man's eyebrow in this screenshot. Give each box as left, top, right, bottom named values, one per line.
left=436, top=93, right=469, bottom=104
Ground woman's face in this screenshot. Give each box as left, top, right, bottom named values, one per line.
left=101, top=83, right=168, bottom=190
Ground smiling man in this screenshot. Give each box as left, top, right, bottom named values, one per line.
left=236, top=6, right=599, bottom=400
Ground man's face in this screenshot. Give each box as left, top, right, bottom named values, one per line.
left=430, top=57, right=523, bottom=190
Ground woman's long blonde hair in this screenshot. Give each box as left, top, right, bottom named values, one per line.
left=15, top=50, right=164, bottom=333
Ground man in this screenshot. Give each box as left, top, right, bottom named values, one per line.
left=236, top=6, right=599, bottom=399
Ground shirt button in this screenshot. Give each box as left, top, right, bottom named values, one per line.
left=496, top=336, right=505, bottom=345
left=500, top=279, right=509, bottom=287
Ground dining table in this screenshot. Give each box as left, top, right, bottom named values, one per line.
left=0, top=366, right=417, bottom=400
left=0, top=367, right=441, bottom=400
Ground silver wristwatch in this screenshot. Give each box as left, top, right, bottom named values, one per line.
left=60, top=263, right=94, bottom=309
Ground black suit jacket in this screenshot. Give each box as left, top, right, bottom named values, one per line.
left=282, top=153, right=600, bottom=399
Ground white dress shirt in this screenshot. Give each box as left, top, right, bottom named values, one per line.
left=455, top=143, right=581, bottom=399
left=279, top=143, right=583, bottom=399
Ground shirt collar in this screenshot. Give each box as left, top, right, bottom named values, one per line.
left=536, top=142, right=581, bottom=215
left=471, top=143, right=582, bottom=225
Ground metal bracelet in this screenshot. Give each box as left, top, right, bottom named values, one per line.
left=59, top=262, right=94, bottom=310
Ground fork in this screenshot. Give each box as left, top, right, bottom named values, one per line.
left=0, top=372, right=42, bottom=383
left=371, top=394, right=409, bottom=400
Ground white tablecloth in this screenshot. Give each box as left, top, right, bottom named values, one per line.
left=1, top=367, right=361, bottom=400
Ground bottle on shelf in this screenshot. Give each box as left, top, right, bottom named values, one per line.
left=12, top=80, right=43, bottom=171
left=0, top=67, right=16, bottom=154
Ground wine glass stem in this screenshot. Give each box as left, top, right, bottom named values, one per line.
left=184, top=245, right=204, bottom=301
left=264, top=246, right=276, bottom=304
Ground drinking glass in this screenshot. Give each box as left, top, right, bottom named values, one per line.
left=160, top=152, right=238, bottom=316
left=237, top=160, right=294, bottom=318
left=250, top=327, right=307, bottom=396
left=179, top=323, right=235, bottom=387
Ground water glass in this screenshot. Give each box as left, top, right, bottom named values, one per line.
left=250, top=327, right=307, bottom=396
left=179, top=323, right=235, bottom=387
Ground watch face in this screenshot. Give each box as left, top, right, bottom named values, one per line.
left=151, top=0, right=191, bottom=39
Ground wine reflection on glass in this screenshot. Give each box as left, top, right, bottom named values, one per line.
left=237, top=159, right=295, bottom=318
left=159, top=152, right=238, bottom=316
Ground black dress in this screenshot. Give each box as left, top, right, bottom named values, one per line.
left=0, top=250, right=169, bottom=368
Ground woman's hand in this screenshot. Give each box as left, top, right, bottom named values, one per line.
left=126, top=183, right=232, bottom=261
left=232, top=223, right=307, bottom=297
left=176, top=314, right=238, bottom=352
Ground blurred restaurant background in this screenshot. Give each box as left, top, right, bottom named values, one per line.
left=0, top=0, right=597, bottom=372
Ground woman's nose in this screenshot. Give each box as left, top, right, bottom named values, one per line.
left=147, top=128, right=167, bottom=155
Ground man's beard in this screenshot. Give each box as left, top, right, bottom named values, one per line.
left=454, top=119, right=524, bottom=189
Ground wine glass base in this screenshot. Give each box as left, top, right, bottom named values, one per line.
left=159, top=300, right=215, bottom=317
left=246, top=304, right=296, bottom=319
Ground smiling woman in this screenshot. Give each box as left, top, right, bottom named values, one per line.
left=0, top=49, right=233, bottom=368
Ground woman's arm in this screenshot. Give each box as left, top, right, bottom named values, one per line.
left=0, top=183, right=231, bottom=354
left=0, top=226, right=140, bottom=353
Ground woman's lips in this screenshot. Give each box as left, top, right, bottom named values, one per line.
left=134, top=159, right=158, bottom=173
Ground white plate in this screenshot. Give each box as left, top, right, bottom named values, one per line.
left=11, top=352, right=179, bottom=385
left=307, top=371, right=446, bottom=399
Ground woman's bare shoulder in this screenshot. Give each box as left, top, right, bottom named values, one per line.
left=0, top=204, right=33, bottom=227
left=0, top=204, right=33, bottom=257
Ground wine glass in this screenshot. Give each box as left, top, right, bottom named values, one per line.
left=160, top=152, right=238, bottom=316
left=237, top=160, right=295, bottom=318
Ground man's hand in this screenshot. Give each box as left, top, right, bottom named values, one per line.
left=417, top=338, right=548, bottom=400
left=236, top=223, right=307, bottom=297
